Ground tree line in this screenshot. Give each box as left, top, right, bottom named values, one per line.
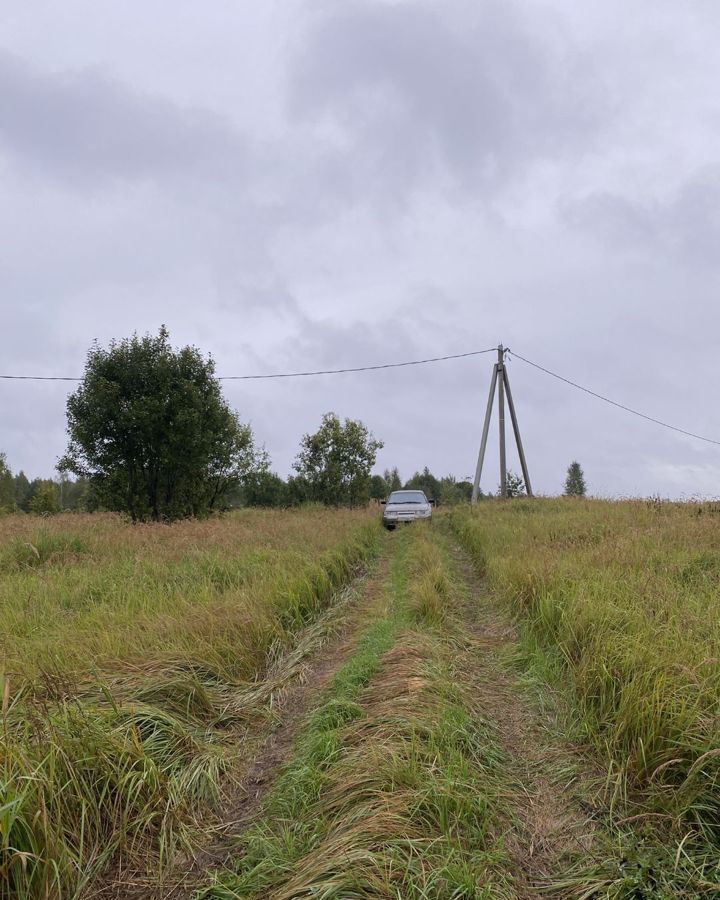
left=240, top=465, right=477, bottom=509
left=0, top=329, right=402, bottom=520
left=0, top=450, right=478, bottom=517
left=0, top=329, right=589, bottom=520
left=0, top=458, right=90, bottom=514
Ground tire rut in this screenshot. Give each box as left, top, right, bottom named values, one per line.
left=448, top=539, right=603, bottom=899
left=89, top=550, right=393, bottom=900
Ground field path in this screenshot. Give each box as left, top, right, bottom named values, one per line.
left=206, top=557, right=392, bottom=843
left=95, top=550, right=393, bottom=900
left=176, top=551, right=393, bottom=888
left=448, top=536, right=602, bottom=897
left=98, top=526, right=608, bottom=899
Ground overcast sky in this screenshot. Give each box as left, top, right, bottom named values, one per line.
left=2, top=0, right=720, bottom=497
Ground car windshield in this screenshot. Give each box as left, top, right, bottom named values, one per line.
left=387, top=491, right=427, bottom=505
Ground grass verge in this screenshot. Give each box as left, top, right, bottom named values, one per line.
left=1, top=512, right=381, bottom=900
left=450, top=500, right=720, bottom=897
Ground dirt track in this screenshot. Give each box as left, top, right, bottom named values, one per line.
left=90, top=553, right=392, bottom=900
left=99, top=528, right=608, bottom=899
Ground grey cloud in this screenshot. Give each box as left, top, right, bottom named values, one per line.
left=2, top=0, right=720, bottom=499
left=0, top=51, right=246, bottom=185
left=560, top=192, right=657, bottom=249
left=224, top=307, right=489, bottom=481
left=561, top=169, right=720, bottom=268
left=290, top=0, right=603, bottom=200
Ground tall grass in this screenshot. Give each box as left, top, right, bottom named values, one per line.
left=0, top=509, right=380, bottom=899
left=0, top=510, right=378, bottom=681
left=201, top=525, right=513, bottom=899
left=450, top=499, right=720, bottom=874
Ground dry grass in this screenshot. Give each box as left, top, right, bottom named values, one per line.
left=405, top=528, right=453, bottom=626
left=0, top=508, right=380, bottom=899
left=273, top=638, right=510, bottom=900
left=451, top=498, right=720, bottom=892
left=201, top=524, right=514, bottom=899
left=0, top=509, right=375, bottom=682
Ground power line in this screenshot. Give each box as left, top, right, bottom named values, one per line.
left=219, top=348, right=498, bottom=379
left=3, top=344, right=719, bottom=448
left=508, top=349, right=720, bottom=447
left=0, top=347, right=498, bottom=382
left=0, top=374, right=80, bottom=382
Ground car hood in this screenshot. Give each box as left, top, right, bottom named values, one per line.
left=384, top=503, right=430, bottom=513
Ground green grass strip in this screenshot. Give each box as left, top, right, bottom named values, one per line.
left=198, top=538, right=409, bottom=899
left=199, top=525, right=513, bottom=899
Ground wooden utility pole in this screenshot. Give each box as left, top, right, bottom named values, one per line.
left=470, top=365, right=497, bottom=503
left=471, top=344, right=533, bottom=502
left=503, top=363, right=533, bottom=496
left=497, top=345, right=507, bottom=498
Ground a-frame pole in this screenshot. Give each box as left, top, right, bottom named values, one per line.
left=471, top=363, right=498, bottom=503
left=503, top=365, right=533, bottom=497
left=497, top=345, right=507, bottom=498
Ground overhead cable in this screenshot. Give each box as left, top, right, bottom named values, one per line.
left=4, top=344, right=719, bottom=448
left=0, top=347, right=498, bottom=382
left=219, top=348, right=498, bottom=379
left=508, top=349, right=720, bottom=447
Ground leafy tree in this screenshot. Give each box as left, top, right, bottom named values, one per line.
left=499, top=470, right=525, bottom=498
left=23, top=478, right=40, bottom=511
left=13, top=470, right=31, bottom=510
left=285, top=474, right=311, bottom=506
left=60, top=327, right=265, bottom=522
left=60, top=476, right=90, bottom=511
left=439, top=475, right=473, bottom=505
left=242, top=469, right=287, bottom=507
left=383, top=467, right=402, bottom=493
left=456, top=479, right=474, bottom=501
left=369, top=474, right=387, bottom=501
left=0, top=453, right=14, bottom=511
left=29, top=481, right=60, bottom=515
left=405, top=467, right=440, bottom=502
left=565, top=461, right=587, bottom=497
left=294, top=412, right=383, bottom=507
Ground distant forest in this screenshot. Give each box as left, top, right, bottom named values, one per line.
left=0, top=454, right=475, bottom=515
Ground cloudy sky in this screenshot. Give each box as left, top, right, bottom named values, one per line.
left=2, top=0, right=720, bottom=497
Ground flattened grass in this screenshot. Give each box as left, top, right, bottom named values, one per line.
left=201, top=525, right=514, bottom=899
left=0, top=509, right=376, bottom=682
left=451, top=499, right=720, bottom=893
left=0, top=508, right=380, bottom=899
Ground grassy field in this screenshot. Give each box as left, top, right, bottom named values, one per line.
left=451, top=498, right=720, bottom=893
left=0, top=510, right=380, bottom=681
left=6, top=500, right=720, bottom=898
left=0, top=508, right=380, bottom=899
left=201, top=523, right=515, bottom=899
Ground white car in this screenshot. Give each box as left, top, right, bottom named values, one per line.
left=382, top=490, right=433, bottom=529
